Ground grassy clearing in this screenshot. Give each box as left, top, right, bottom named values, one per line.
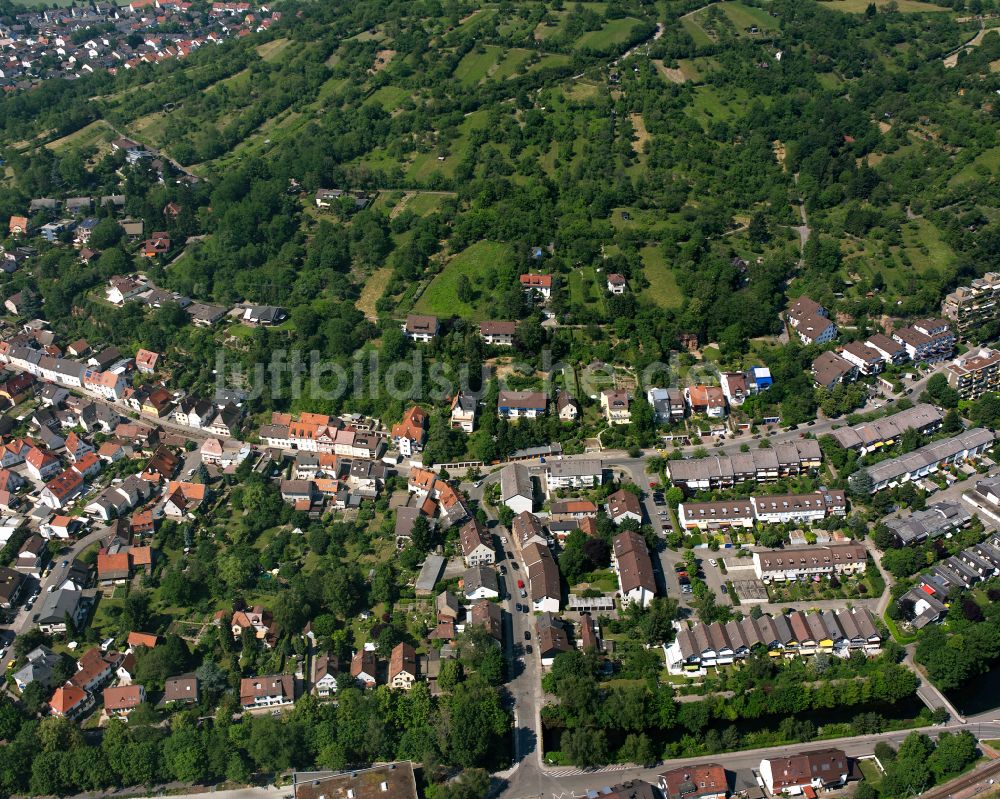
left=565, top=80, right=602, bottom=101
left=629, top=113, right=649, bottom=157
left=256, top=38, right=292, bottom=62
left=900, top=217, right=956, bottom=271
left=950, top=146, right=1000, bottom=186
left=454, top=46, right=502, bottom=86
left=404, top=109, right=489, bottom=181
left=364, top=85, right=411, bottom=112
left=405, top=192, right=453, bottom=215
left=127, top=111, right=170, bottom=149
left=356, top=267, right=393, bottom=319
left=817, top=0, right=951, bottom=10
left=681, top=14, right=713, bottom=46
left=688, top=85, right=750, bottom=127
left=45, top=120, right=115, bottom=154
left=492, top=48, right=535, bottom=79
left=638, top=245, right=684, bottom=309
left=413, top=241, right=513, bottom=320
left=654, top=60, right=688, bottom=84
left=858, top=759, right=884, bottom=787
left=719, top=1, right=780, bottom=32
left=575, top=17, right=643, bottom=51
left=532, top=53, right=573, bottom=71
left=567, top=265, right=606, bottom=312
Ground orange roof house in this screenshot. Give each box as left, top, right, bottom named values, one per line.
left=8, top=216, right=28, bottom=236
left=49, top=684, right=88, bottom=717
left=127, top=631, right=159, bottom=649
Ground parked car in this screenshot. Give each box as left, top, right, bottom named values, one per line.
left=501, top=536, right=508, bottom=544
left=524, top=631, right=531, bottom=641
left=525, top=645, right=532, bottom=654
left=499, top=565, right=507, bottom=575
left=516, top=579, right=525, bottom=589
left=511, top=561, right=519, bottom=570
left=515, top=603, right=522, bottom=612
left=709, top=558, right=717, bottom=567
left=520, top=589, right=527, bottom=599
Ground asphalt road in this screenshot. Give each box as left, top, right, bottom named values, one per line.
left=0, top=522, right=114, bottom=665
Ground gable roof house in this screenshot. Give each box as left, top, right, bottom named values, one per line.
left=134, top=348, right=159, bottom=373
left=391, top=405, right=428, bottom=459
left=612, top=530, right=656, bottom=608
left=459, top=518, right=495, bottom=566
left=351, top=648, right=378, bottom=688
left=462, top=565, right=499, bottom=600
left=13, top=645, right=61, bottom=692
left=103, top=683, right=146, bottom=718
left=523, top=541, right=561, bottom=613
left=498, top=390, right=547, bottom=419
left=241, top=305, right=287, bottom=327
left=402, top=314, right=439, bottom=343
left=659, top=764, right=729, bottom=799
left=312, top=656, right=339, bottom=698
left=388, top=642, right=418, bottom=690
left=500, top=462, right=533, bottom=515
left=519, top=273, right=552, bottom=299
left=759, top=749, right=849, bottom=794
left=49, top=684, right=90, bottom=719
left=606, top=489, right=643, bottom=525
left=40, top=468, right=85, bottom=509
left=239, top=674, right=295, bottom=709
left=164, top=674, right=200, bottom=704
left=812, top=351, right=858, bottom=390
left=601, top=389, right=631, bottom=425
left=480, top=320, right=516, bottom=346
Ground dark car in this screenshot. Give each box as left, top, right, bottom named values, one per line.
left=511, top=561, right=519, bottom=570
left=525, top=645, right=532, bottom=654
left=524, top=631, right=531, bottom=641
left=515, top=603, right=522, bottom=612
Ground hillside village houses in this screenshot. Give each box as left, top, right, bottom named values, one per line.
left=479, top=320, right=516, bottom=347
left=402, top=314, right=439, bottom=343
left=391, top=405, right=428, bottom=459
left=601, top=389, right=631, bottom=425
left=786, top=296, right=837, bottom=345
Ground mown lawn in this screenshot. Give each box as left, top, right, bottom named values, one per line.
left=575, top=17, right=643, bottom=51
left=413, top=240, right=513, bottom=319
left=719, top=1, right=780, bottom=33
left=454, top=46, right=501, bottom=87
left=638, top=244, right=683, bottom=309
left=681, top=14, right=714, bottom=46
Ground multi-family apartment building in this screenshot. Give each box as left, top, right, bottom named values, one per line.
left=942, top=272, right=1000, bottom=337
left=946, top=347, right=1000, bottom=400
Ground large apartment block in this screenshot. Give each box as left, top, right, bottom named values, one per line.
left=942, top=272, right=1000, bottom=336
left=946, top=347, right=1000, bottom=400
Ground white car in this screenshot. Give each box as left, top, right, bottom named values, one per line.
left=501, top=536, right=508, bottom=544
left=708, top=558, right=717, bottom=567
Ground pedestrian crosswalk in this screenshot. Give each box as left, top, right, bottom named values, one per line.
left=544, top=762, right=634, bottom=778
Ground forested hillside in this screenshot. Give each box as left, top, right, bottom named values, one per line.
left=0, top=0, right=998, bottom=439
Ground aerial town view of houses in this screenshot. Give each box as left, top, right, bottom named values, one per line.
left=0, top=1, right=999, bottom=799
